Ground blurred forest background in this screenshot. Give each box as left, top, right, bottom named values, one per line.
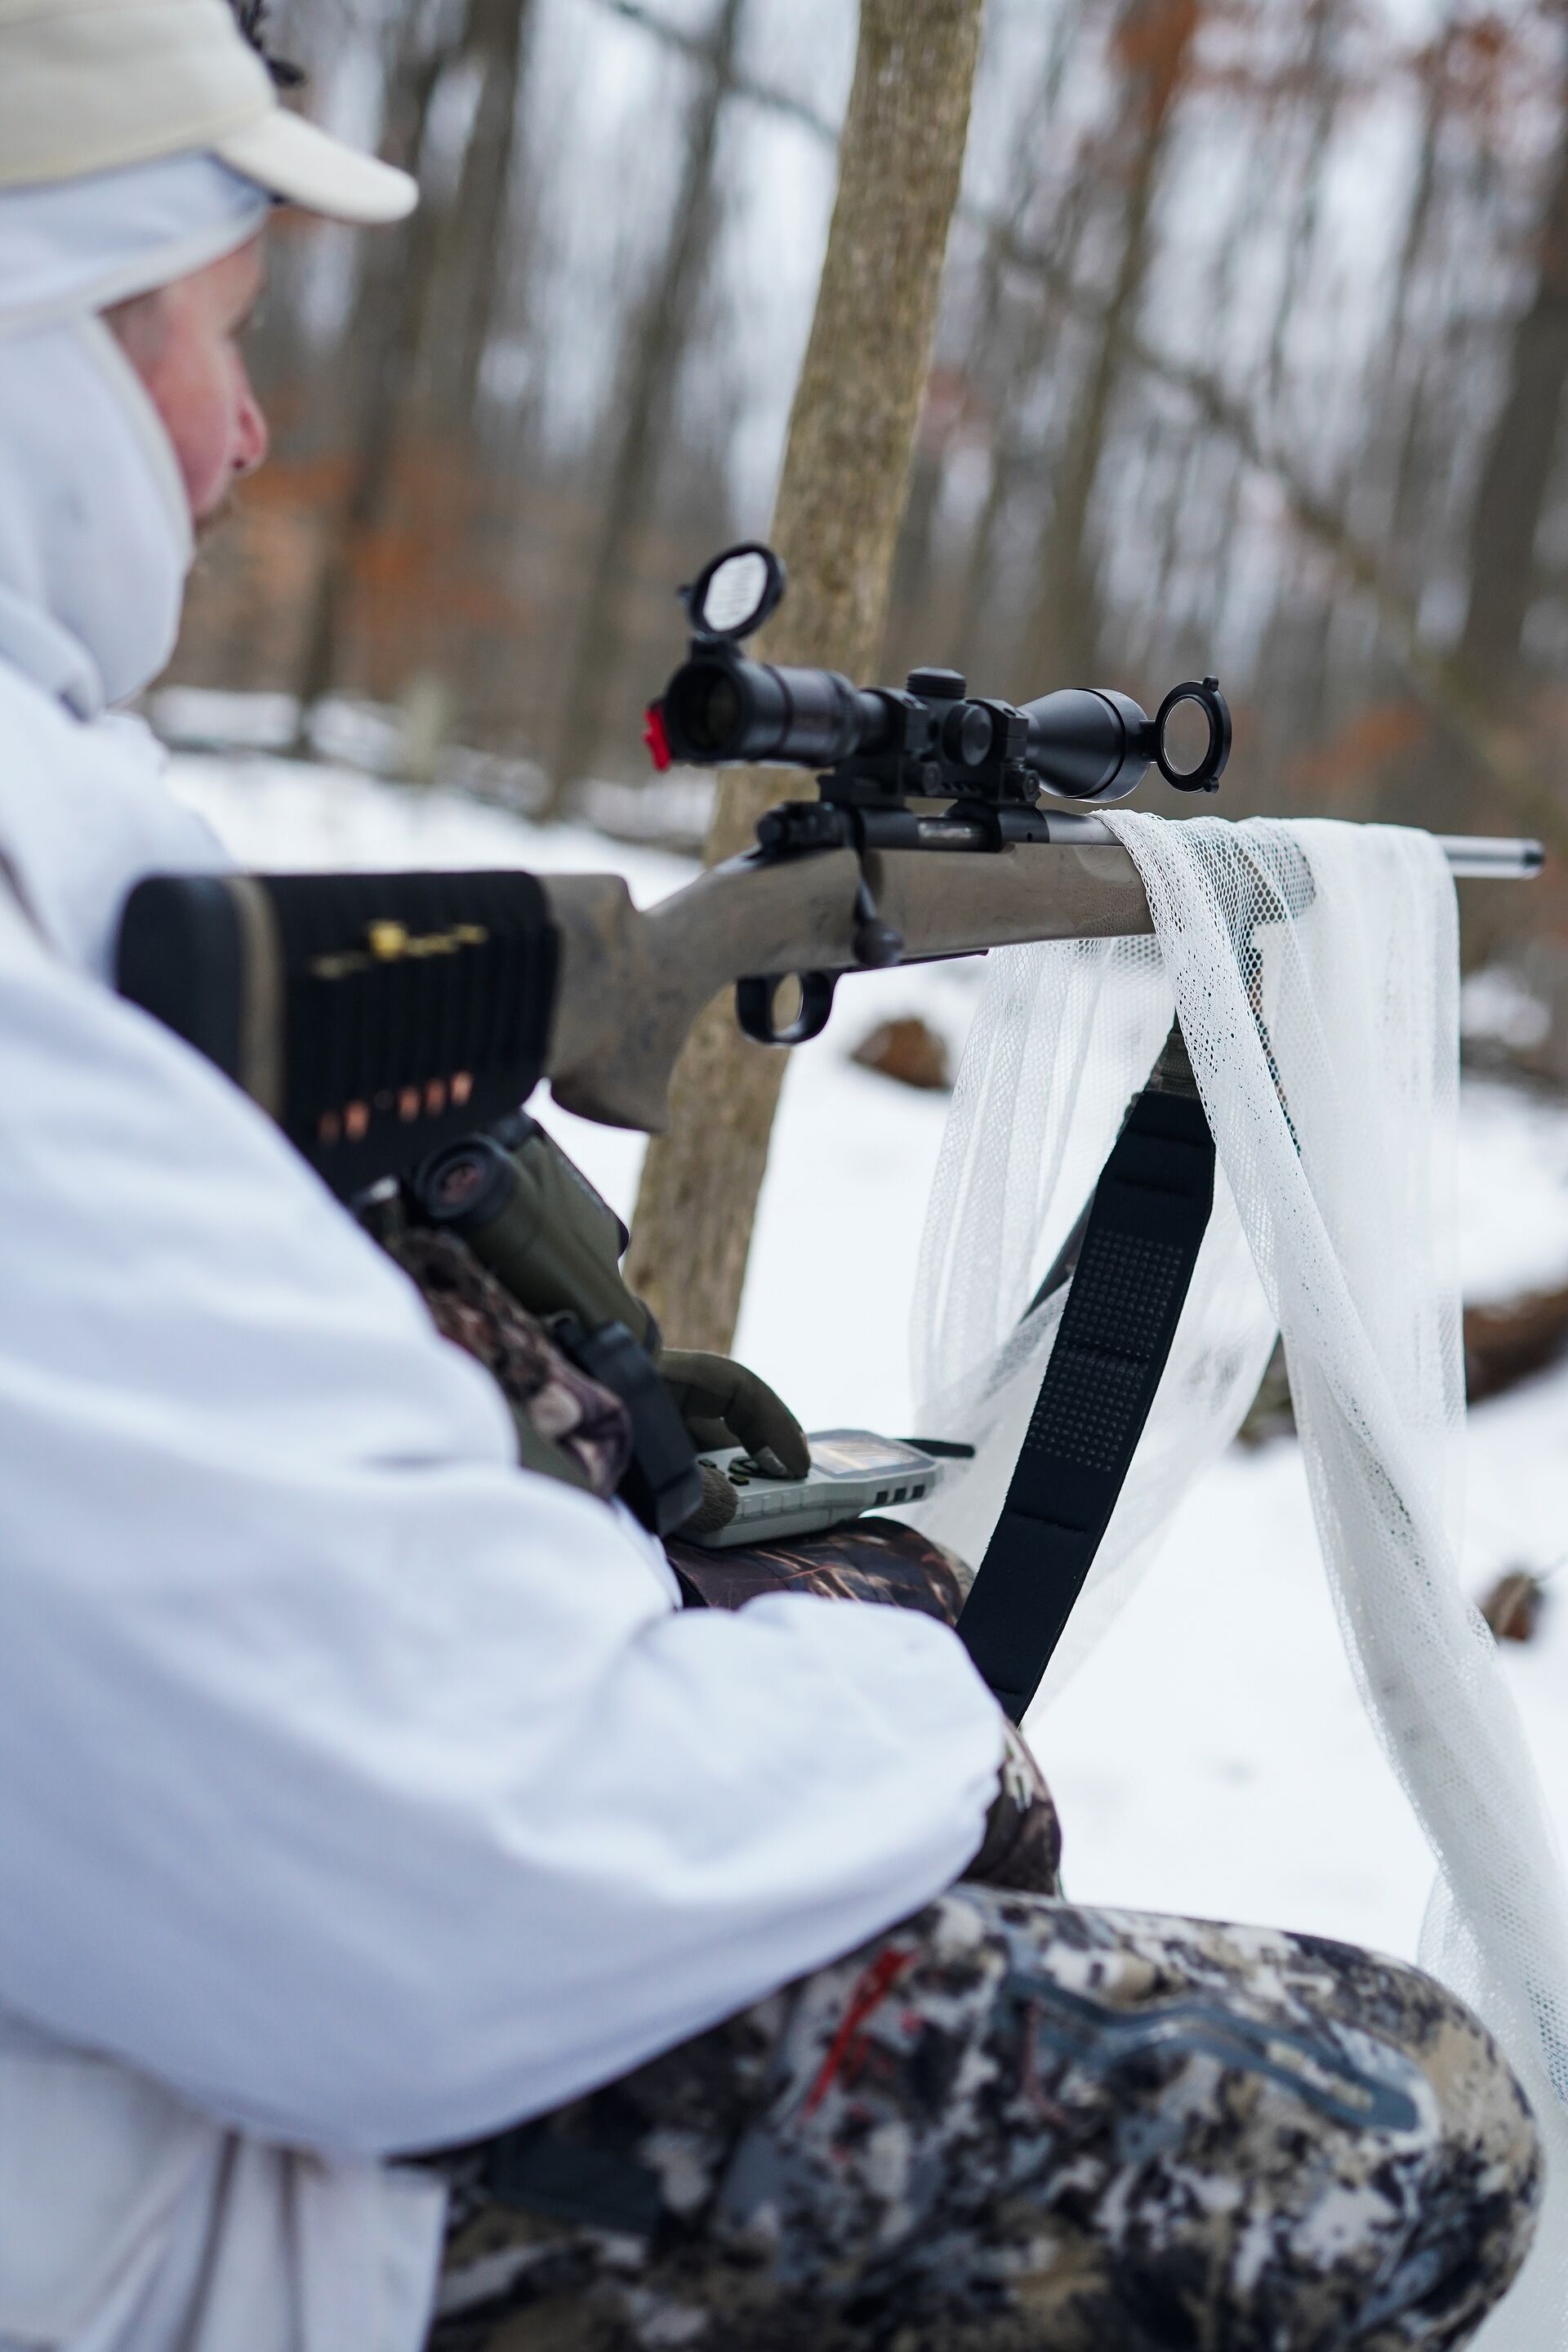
left=168, top=0, right=1568, bottom=1060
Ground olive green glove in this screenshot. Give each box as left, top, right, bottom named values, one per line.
left=656, top=1350, right=811, bottom=1480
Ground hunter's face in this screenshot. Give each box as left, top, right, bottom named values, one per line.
left=108, top=233, right=270, bottom=526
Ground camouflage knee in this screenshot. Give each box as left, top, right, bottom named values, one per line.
left=710, top=1889, right=1541, bottom=2350
left=425, top=1887, right=1541, bottom=2352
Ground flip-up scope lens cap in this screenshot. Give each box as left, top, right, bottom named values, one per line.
left=1154, top=676, right=1231, bottom=792
left=682, top=541, right=787, bottom=643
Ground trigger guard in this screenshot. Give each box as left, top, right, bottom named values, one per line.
left=736, top=969, right=838, bottom=1046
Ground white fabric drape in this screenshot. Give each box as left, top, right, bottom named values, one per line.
left=911, top=813, right=1568, bottom=2345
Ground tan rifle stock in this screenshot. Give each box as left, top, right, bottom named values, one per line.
left=541, top=831, right=1153, bottom=1133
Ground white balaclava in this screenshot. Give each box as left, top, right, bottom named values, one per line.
left=0, top=154, right=270, bottom=716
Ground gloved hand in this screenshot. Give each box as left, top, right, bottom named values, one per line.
left=657, top=1350, right=811, bottom=1480
left=961, top=1717, right=1062, bottom=1896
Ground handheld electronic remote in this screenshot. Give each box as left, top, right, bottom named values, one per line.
left=684, top=1429, right=951, bottom=1549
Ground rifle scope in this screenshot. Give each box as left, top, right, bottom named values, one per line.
left=648, top=541, right=1232, bottom=808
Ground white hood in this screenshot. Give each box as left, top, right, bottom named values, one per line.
left=0, top=154, right=268, bottom=713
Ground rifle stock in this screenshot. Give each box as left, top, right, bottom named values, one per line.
left=541, top=831, right=1152, bottom=1131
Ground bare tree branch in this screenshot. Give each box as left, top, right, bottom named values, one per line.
left=588, top=0, right=838, bottom=140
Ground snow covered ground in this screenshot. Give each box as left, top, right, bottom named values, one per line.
left=171, top=751, right=1568, bottom=1967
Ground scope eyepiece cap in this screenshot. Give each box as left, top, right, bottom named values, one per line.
left=411, top=1132, right=517, bottom=1234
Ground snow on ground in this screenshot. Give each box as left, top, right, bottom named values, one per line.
left=172, top=751, right=1568, bottom=1965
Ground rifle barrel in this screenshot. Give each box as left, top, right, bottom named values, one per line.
left=1438, top=836, right=1544, bottom=879
left=1029, top=820, right=1542, bottom=879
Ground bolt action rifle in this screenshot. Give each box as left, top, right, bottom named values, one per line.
left=116, top=539, right=1542, bottom=1193
left=114, top=541, right=1544, bottom=1673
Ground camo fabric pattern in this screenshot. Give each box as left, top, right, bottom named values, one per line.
left=666, top=1516, right=971, bottom=1623
left=424, top=1883, right=1540, bottom=2352
left=386, top=1226, right=632, bottom=1497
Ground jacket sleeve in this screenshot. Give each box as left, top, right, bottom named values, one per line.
left=0, top=906, right=1004, bottom=2154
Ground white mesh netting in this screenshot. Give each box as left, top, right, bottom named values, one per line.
left=908, top=813, right=1568, bottom=2345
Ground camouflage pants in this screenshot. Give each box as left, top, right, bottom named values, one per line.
left=423, top=1884, right=1540, bottom=2352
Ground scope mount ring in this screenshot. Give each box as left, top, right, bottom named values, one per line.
left=1153, top=675, right=1232, bottom=794
left=736, top=969, right=838, bottom=1047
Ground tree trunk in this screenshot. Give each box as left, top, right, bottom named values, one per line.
left=1379, top=36, right=1446, bottom=562
left=291, top=1, right=532, bottom=733
left=625, top=0, right=985, bottom=1354
left=1019, top=0, right=1200, bottom=693
left=1261, top=0, right=1343, bottom=402
left=1458, top=79, right=1568, bottom=689
left=289, top=19, right=448, bottom=732
left=951, top=138, right=1098, bottom=686
left=542, top=0, right=746, bottom=813
left=428, top=0, right=533, bottom=430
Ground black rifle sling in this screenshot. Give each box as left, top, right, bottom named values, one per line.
left=956, top=1067, right=1215, bottom=1724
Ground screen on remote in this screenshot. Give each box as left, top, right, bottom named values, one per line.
left=808, top=1434, right=928, bottom=1479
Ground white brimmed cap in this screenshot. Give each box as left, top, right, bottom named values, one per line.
left=0, top=0, right=417, bottom=224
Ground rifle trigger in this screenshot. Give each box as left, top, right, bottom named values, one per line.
left=853, top=874, right=902, bottom=969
